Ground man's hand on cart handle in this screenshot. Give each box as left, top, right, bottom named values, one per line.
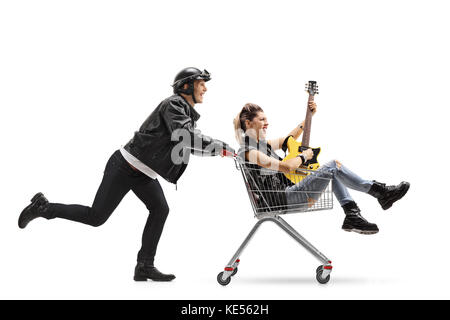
left=221, top=149, right=235, bottom=157
left=221, top=143, right=236, bottom=158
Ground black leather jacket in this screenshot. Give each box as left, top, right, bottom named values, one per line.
left=124, top=94, right=230, bottom=184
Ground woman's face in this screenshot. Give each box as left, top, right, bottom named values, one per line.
left=246, top=111, right=269, bottom=140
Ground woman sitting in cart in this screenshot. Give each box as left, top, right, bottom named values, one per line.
left=233, top=103, right=409, bottom=235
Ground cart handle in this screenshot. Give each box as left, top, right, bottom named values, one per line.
left=221, top=149, right=237, bottom=158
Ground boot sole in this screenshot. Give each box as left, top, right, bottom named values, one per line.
left=343, top=228, right=379, bottom=235
left=134, top=275, right=148, bottom=282
left=380, top=182, right=410, bottom=210
left=133, top=275, right=175, bottom=282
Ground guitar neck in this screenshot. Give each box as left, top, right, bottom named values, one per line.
left=301, top=94, right=314, bottom=147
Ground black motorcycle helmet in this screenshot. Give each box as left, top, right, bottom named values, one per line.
left=172, top=67, right=211, bottom=103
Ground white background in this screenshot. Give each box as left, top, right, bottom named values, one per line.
left=1, top=0, right=449, bottom=299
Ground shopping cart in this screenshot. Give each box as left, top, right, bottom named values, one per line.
left=217, top=153, right=334, bottom=286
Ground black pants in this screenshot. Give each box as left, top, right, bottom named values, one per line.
left=46, top=150, right=169, bottom=265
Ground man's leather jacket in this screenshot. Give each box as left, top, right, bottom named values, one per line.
left=124, top=94, right=230, bottom=184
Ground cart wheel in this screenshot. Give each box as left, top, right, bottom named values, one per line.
left=217, top=272, right=231, bottom=286
left=316, top=269, right=330, bottom=284
left=231, top=267, right=238, bottom=277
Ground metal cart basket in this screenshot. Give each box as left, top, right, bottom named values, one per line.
left=217, top=156, right=334, bottom=285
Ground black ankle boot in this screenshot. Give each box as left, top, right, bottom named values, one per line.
left=134, top=262, right=176, bottom=282
left=18, top=192, right=50, bottom=229
left=368, top=181, right=410, bottom=210
left=341, top=201, right=379, bottom=235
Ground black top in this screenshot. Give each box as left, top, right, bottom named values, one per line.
left=238, top=135, right=293, bottom=211
left=124, top=94, right=228, bottom=184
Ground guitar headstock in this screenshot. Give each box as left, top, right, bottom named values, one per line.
left=305, top=81, right=319, bottom=96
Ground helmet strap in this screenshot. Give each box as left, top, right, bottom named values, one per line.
left=188, top=82, right=196, bottom=104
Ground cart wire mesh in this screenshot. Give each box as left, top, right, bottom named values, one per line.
left=235, top=158, right=333, bottom=217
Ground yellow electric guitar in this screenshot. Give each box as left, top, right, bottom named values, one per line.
left=283, top=81, right=321, bottom=184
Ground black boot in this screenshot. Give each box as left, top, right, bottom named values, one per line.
left=18, top=192, right=50, bottom=229
left=134, top=262, right=176, bottom=282
left=368, top=181, right=410, bottom=210
left=341, top=201, right=379, bottom=235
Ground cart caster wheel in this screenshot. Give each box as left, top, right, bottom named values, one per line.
left=231, top=267, right=238, bottom=277
left=316, top=269, right=330, bottom=284
left=217, top=272, right=231, bottom=286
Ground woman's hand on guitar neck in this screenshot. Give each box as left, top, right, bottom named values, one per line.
left=308, top=101, right=317, bottom=116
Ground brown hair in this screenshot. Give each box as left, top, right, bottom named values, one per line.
left=233, top=103, right=264, bottom=144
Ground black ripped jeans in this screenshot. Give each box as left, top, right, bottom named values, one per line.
left=46, top=150, right=169, bottom=265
